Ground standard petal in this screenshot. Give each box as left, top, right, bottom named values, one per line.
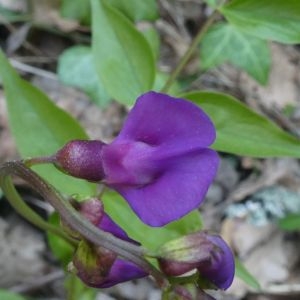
left=198, top=235, right=235, bottom=290
left=113, top=149, right=219, bottom=226
left=115, top=91, right=216, bottom=151
left=97, top=259, right=147, bottom=288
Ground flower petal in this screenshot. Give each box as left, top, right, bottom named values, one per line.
left=198, top=235, right=235, bottom=290
left=113, top=149, right=219, bottom=226
left=96, top=259, right=147, bottom=288
left=115, top=91, right=216, bottom=151
left=98, top=213, right=138, bottom=244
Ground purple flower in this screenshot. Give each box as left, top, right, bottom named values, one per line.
left=95, top=214, right=147, bottom=288
left=55, top=92, right=219, bottom=226
left=157, top=232, right=235, bottom=290
left=73, top=205, right=147, bottom=288
left=198, top=234, right=235, bottom=290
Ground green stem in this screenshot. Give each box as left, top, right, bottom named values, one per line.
left=0, top=161, right=168, bottom=289
left=161, top=289, right=170, bottom=300
left=168, top=272, right=199, bottom=285
left=0, top=165, right=77, bottom=246
left=24, top=156, right=56, bottom=167
left=66, top=274, right=77, bottom=300
left=160, top=10, right=219, bottom=93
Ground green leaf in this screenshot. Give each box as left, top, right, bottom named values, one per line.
left=0, top=6, right=30, bottom=22
left=141, top=26, right=160, bottom=61
left=204, top=0, right=219, bottom=8
left=60, top=0, right=91, bottom=25
left=0, top=290, right=27, bottom=300
left=278, top=214, right=300, bottom=231
left=220, top=0, right=300, bottom=44
left=47, top=212, right=74, bottom=267
left=58, top=46, right=110, bottom=107
left=91, top=0, right=155, bottom=105
left=102, top=190, right=202, bottom=252
left=65, top=275, right=96, bottom=300
left=201, top=23, right=270, bottom=84
left=0, top=49, right=96, bottom=196
left=235, top=258, right=261, bottom=290
left=184, top=91, right=300, bottom=157
left=108, top=0, right=158, bottom=21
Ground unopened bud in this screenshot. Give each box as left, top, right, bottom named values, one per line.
left=157, top=232, right=235, bottom=290
left=72, top=240, right=116, bottom=287
left=54, top=140, right=106, bottom=181
left=60, top=197, right=104, bottom=239
left=78, top=197, right=104, bottom=226
left=158, top=232, right=214, bottom=276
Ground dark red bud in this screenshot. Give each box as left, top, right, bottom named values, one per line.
left=60, top=198, right=104, bottom=240
left=54, top=140, right=106, bottom=182
left=78, top=198, right=104, bottom=226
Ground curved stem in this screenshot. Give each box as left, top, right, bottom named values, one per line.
left=160, top=10, right=219, bottom=93
left=0, top=161, right=168, bottom=288
left=24, top=156, right=56, bottom=167
left=0, top=168, right=77, bottom=246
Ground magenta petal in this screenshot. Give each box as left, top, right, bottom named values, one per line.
left=116, top=92, right=216, bottom=150
left=113, top=149, right=219, bottom=226
left=96, top=259, right=147, bottom=288
left=98, top=213, right=139, bottom=245
left=198, top=235, right=235, bottom=290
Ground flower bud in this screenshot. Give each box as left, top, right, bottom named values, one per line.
left=70, top=203, right=147, bottom=288
left=60, top=197, right=104, bottom=240
left=78, top=197, right=104, bottom=226
left=54, top=140, right=106, bottom=181
left=72, top=240, right=117, bottom=287
left=157, top=232, right=235, bottom=290
left=158, top=232, right=214, bottom=276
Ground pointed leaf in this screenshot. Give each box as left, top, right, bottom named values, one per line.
left=235, top=258, right=261, bottom=290
left=204, top=0, right=219, bottom=8
left=65, top=276, right=97, bottom=300
left=221, top=0, right=300, bottom=44
left=201, top=23, right=270, bottom=84
left=184, top=91, right=300, bottom=157
left=141, top=26, right=160, bottom=60
left=91, top=0, right=155, bottom=105
left=0, top=49, right=96, bottom=196
left=108, top=0, right=158, bottom=21
left=0, top=290, right=27, bottom=300
left=278, top=214, right=300, bottom=231
left=60, top=0, right=91, bottom=25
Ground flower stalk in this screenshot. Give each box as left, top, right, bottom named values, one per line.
left=160, top=10, right=220, bottom=93
left=0, top=162, right=77, bottom=246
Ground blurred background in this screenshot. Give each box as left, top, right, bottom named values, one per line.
left=1, top=0, right=300, bottom=299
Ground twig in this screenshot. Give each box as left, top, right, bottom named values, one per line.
left=10, top=270, right=65, bottom=294
left=0, top=19, right=43, bottom=56
left=263, top=283, right=300, bottom=295
left=161, top=9, right=219, bottom=93
left=9, top=59, right=57, bottom=80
